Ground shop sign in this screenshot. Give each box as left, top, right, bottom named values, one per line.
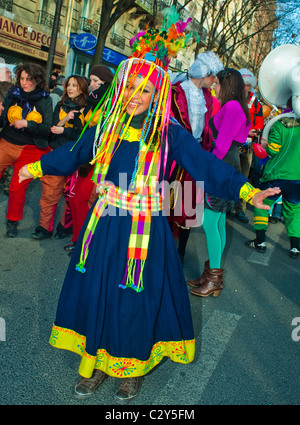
left=74, top=33, right=97, bottom=51
left=0, top=16, right=67, bottom=66
left=70, top=33, right=127, bottom=66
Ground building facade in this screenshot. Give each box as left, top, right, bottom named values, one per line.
left=0, top=0, right=274, bottom=82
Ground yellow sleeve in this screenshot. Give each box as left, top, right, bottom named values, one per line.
left=27, top=161, right=43, bottom=179
left=239, top=182, right=260, bottom=205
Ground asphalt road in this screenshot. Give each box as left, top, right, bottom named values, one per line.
left=0, top=178, right=299, bottom=407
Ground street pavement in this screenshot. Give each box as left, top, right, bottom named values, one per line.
left=0, top=178, right=299, bottom=407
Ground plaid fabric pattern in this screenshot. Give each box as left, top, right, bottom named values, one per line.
left=76, top=181, right=162, bottom=292
left=104, top=184, right=162, bottom=213
left=135, top=147, right=160, bottom=194
left=127, top=212, right=151, bottom=261
left=76, top=122, right=162, bottom=292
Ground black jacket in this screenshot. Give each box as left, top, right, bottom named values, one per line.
left=49, top=102, right=84, bottom=150
left=0, top=90, right=53, bottom=148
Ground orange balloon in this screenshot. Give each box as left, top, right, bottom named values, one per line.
left=262, top=104, right=271, bottom=119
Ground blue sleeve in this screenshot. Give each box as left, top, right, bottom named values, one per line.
left=40, top=126, right=96, bottom=176
left=169, top=123, right=247, bottom=202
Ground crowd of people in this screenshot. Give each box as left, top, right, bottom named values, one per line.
left=0, top=64, right=113, bottom=240
left=0, top=6, right=298, bottom=402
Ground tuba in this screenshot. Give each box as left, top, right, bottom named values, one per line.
left=258, top=44, right=300, bottom=138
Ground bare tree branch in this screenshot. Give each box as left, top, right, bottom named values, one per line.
left=92, top=0, right=136, bottom=66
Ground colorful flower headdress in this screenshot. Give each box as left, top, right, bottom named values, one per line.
left=75, top=6, right=197, bottom=154
left=130, top=6, right=198, bottom=70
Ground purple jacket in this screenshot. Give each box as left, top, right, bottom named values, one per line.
left=212, top=100, right=251, bottom=160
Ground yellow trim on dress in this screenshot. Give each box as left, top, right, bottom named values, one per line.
left=49, top=324, right=195, bottom=379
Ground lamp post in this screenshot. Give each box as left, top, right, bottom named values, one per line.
left=45, top=0, right=63, bottom=84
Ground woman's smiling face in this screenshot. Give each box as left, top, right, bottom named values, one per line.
left=124, top=75, right=156, bottom=116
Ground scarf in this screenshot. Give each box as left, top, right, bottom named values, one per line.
left=60, top=97, right=82, bottom=113
left=84, top=83, right=111, bottom=111
left=8, top=86, right=48, bottom=119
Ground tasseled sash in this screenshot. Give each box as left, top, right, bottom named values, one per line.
left=75, top=183, right=162, bottom=293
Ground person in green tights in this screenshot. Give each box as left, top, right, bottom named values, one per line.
left=188, top=68, right=253, bottom=297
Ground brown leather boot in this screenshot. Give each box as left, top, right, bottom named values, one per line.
left=187, top=260, right=209, bottom=287
left=191, top=268, right=224, bottom=297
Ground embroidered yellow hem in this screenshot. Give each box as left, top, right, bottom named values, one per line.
left=49, top=324, right=195, bottom=379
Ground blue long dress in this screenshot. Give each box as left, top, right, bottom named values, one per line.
left=44, top=121, right=247, bottom=379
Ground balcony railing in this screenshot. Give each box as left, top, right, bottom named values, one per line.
left=175, top=59, right=182, bottom=70
left=38, top=10, right=62, bottom=31
left=38, top=10, right=55, bottom=29
left=0, top=0, right=13, bottom=12
left=0, top=0, right=13, bottom=11
left=110, top=33, right=125, bottom=50
left=80, top=17, right=99, bottom=36
left=158, top=0, right=173, bottom=11
left=135, top=0, right=154, bottom=13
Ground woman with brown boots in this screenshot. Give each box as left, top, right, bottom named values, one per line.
left=188, top=69, right=252, bottom=297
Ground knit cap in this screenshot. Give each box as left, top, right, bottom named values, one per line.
left=89, top=65, right=114, bottom=84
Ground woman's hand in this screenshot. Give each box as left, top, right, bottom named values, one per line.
left=0, top=102, right=4, bottom=116
left=249, top=129, right=258, bottom=138
left=56, top=110, right=79, bottom=127
left=51, top=125, right=64, bottom=134
left=260, top=137, right=268, bottom=149
left=67, top=110, right=79, bottom=121
left=10, top=119, right=28, bottom=129
left=252, top=187, right=281, bottom=210
left=19, top=165, right=34, bottom=183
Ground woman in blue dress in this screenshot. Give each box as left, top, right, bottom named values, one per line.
left=19, top=13, right=279, bottom=401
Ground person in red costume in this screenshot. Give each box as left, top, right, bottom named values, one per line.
left=234, top=68, right=264, bottom=223
left=169, top=51, right=223, bottom=263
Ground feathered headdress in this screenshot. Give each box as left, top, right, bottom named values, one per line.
left=77, top=6, right=197, bottom=176
left=129, top=6, right=198, bottom=69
